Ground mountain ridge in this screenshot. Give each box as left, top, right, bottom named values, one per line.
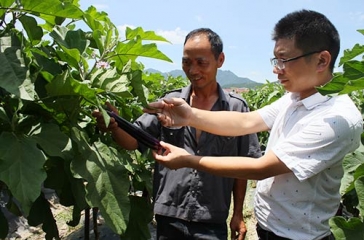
left=146, top=68, right=263, bottom=89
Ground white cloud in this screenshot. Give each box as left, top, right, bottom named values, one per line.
left=195, top=15, right=203, bottom=22
left=228, top=45, right=238, bottom=49
left=118, top=24, right=136, bottom=33
left=117, top=24, right=136, bottom=40
left=359, top=12, right=364, bottom=22
left=116, top=25, right=187, bottom=45
left=349, top=11, right=364, bottom=22
left=155, top=27, right=188, bottom=44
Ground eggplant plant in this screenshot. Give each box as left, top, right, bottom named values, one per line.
left=317, top=30, right=364, bottom=240
left=0, top=0, right=179, bottom=239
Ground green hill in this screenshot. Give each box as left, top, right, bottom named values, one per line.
left=145, top=69, right=262, bottom=89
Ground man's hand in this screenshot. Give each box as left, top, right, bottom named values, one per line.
left=92, top=102, right=119, bottom=132
left=143, top=98, right=192, bottom=128
left=152, top=141, right=192, bottom=170
left=230, top=214, right=247, bottom=240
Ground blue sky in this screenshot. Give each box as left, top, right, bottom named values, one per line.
left=80, top=0, right=364, bottom=83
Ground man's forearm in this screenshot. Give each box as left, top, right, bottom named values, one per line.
left=232, top=179, right=246, bottom=216
left=111, top=128, right=138, bottom=150
left=186, top=155, right=258, bottom=179
left=184, top=150, right=289, bottom=180
left=190, top=108, right=265, bottom=136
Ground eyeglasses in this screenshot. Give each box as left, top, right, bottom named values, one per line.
left=270, top=50, right=322, bottom=70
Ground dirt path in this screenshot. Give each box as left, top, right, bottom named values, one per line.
left=243, top=180, right=258, bottom=240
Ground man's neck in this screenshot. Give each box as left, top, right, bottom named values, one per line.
left=191, top=82, right=218, bottom=99
left=189, top=83, right=219, bottom=110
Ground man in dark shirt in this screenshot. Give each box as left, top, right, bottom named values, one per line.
left=92, top=28, right=261, bottom=240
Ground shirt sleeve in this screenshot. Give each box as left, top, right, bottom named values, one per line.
left=257, top=94, right=288, bottom=129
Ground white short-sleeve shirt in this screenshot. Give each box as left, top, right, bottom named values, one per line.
left=256, top=92, right=362, bottom=240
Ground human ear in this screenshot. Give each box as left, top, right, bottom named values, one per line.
left=218, top=52, right=225, bottom=68
left=317, top=50, right=331, bottom=72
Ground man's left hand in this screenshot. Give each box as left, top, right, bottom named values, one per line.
left=230, top=214, right=247, bottom=240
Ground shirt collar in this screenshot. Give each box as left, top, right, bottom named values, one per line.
left=181, top=83, right=228, bottom=106
left=290, top=92, right=331, bottom=110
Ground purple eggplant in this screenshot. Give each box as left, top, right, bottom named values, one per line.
left=106, top=110, right=162, bottom=151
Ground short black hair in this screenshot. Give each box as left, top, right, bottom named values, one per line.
left=184, top=28, right=223, bottom=60
left=273, top=9, right=340, bottom=71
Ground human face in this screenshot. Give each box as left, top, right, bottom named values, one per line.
left=182, top=35, right=224, bottom=89
left=272, top=38, right=321, bottom=99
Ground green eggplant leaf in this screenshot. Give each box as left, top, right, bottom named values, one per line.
left=339, top=43, right=364, bottom=66
left=329, top=216, right=364, bottom=240
left=90, top=67, right=130, bottom=94
left=0, top=132, right=47, bottom=216
left=70, top=127, right=131, bottom=235
left=19, top=15, right=43, bottom=45
left=21, top=0, right=83, bottom=19
left=343, top=60, right=364, bottom=80
left=126, top=26, right=171, bottom=43
left=32, top=123, right=71, bottom=159
left=316, top=74, right=349, bottom=95
left=46, top=72, right=99, bottom=105
left=129, top=70, right=149, bottom=106
left=0, top=36, right=35, bottom=100
left=50, top=26, right=89, bottom=54
left=114, top=38, right=172, bottom=63
left=340, top=151, right=364, bottom=195
left=123, top=196, right=153, bottom=240
left=0, top=0, right=13, bottom=18
left=354, top=176, right=364, bottom=217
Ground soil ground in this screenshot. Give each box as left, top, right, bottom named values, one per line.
left=2, top=181, right=258, bottom=240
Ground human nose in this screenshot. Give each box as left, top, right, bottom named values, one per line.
left=272, top=65, right=283, bottom=74
left=188, top=64, right=199, bottom=75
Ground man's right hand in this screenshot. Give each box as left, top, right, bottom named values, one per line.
left=143, top=98, right=192, bottom=128
left=152, top=141, right=192, bottom=170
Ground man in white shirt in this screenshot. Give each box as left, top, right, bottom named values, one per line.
left=145, top=9, right=363, bottom=240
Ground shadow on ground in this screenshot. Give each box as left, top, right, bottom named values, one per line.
left=63, top=220, right=156, bottom=240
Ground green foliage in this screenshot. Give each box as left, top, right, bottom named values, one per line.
left=317, top=30, right=364, bottom=95
left=317, top=29, right=364, bottom=239
left=0, top=0, right=180, bottom=239
left=241, top=81, right=285, bottom=151
left=329, top=217, right=364, bottom=240
left=241, top=81, right=284, bottom=111
left=143, top=72, right=189, bottom=101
